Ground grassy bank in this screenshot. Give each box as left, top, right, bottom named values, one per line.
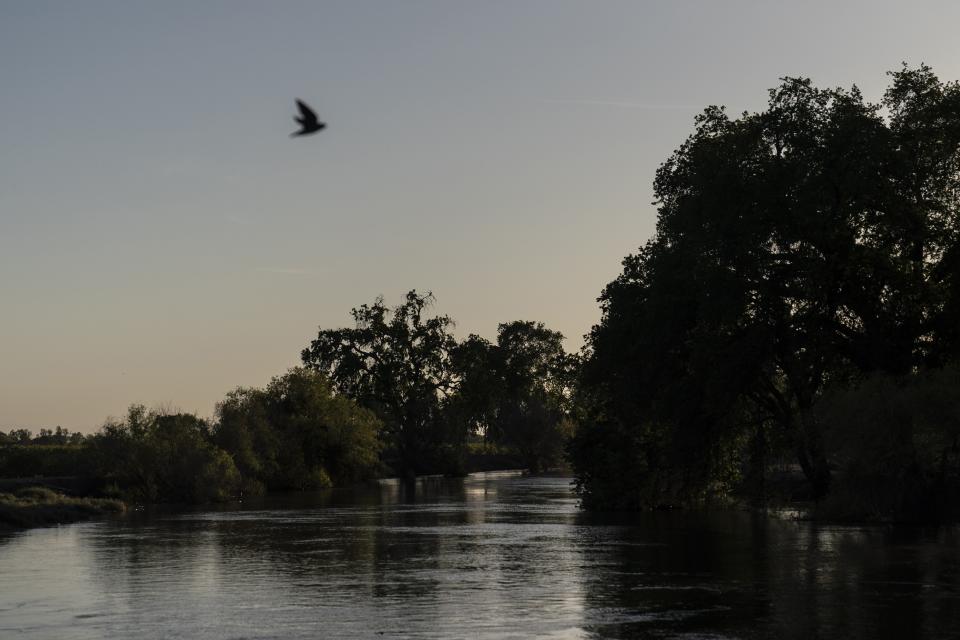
left=0, top=487, right=125, bottom=531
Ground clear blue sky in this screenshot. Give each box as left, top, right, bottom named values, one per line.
left=2, top=1, right=959, bottom=430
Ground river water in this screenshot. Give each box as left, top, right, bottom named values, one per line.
left=1, top=471, right=958, bottom=639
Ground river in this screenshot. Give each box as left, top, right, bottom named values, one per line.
left=0, top=471, right=958, bottom=638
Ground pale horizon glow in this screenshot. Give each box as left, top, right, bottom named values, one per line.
left=2, top=1, right=959, bottom=430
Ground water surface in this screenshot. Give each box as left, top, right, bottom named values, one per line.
left=1, top=472, right=958, bottom=638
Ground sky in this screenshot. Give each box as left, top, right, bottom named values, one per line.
left=2, top=0, right=959, bottom=431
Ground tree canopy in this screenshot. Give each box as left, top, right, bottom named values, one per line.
left=301, top=292, right=577, bottom=476
left=572, top=65, right=960, bottom=512
left=215, top=368, right=382, bottom=492
left=451, top=321, right=577, bottom=471
left=301, top=291, right=460, bottom=476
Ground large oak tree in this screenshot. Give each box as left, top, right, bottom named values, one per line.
left=574, top=66, right=960, bottom=508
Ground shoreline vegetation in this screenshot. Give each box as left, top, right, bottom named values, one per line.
left=0, top=487, right=125, bottom=532
left=0, top=303, right=574, bottom=524
left=567, top=65, right=960, bottom=524
left=4, top=66, right=960, bottom=526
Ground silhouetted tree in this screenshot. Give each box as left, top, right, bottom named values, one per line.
left=301, top=291, right=461, bottom=477
left=7, top=429, right=32, bottom=445
left=452, top=321, right=577, bottom=471
left=30, top=426, right=82, bottom=446
left=447, top=334, right=500, bottom=441
left=574, top=65, right=960, bottom=510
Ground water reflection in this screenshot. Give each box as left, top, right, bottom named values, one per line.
left=0, top=472, right=958, bottom=639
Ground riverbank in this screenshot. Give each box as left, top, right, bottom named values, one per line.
left=0, top=487, right=125, bottom=532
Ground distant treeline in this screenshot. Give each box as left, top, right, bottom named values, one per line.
left=569, top=64, right=960, bottom=522
left=0, top=427, right=85, bottom=447
left=0, top=295, right=575, bottom=503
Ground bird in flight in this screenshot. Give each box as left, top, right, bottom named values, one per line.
left=291, top=99, right=326, bottom=137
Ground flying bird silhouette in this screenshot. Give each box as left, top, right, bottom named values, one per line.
left=291, top=99, right=325, bottom=137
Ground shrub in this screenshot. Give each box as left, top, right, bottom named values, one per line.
left=88, top=406, right=241, bottom=504
left=215, top=368, right=382, bottom=491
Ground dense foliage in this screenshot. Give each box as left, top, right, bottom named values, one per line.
left=88, top=406, right=242, bottom=503
left=2, top=299, right=572, bottom=502
left=0, top=445, right=92, bottom=479
left=2, top=372, right=384, bottom=504
left=815, top=366, right=960, bottom=521
left=451, top=321, right=578, bottom=472
left=571, top=65, right=960, bottom=519
left=301, top=291, right=461, bottom=476
left=302, top=292, right=577, bottom=477
left=214, top=368, right=382, bottom=492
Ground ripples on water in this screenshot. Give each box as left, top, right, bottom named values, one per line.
left=1, top=471, right=958, bottom=639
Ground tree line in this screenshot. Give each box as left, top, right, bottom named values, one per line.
left=300, top=291, right=578, bottom=478
left=4, top=65, right=960, bottom=521
left=0, top=427, right=85, bottom=446
left=0, top=293, right=575, bottom=503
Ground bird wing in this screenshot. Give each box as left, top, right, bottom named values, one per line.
left=295, top=99, right=319, bottom=124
